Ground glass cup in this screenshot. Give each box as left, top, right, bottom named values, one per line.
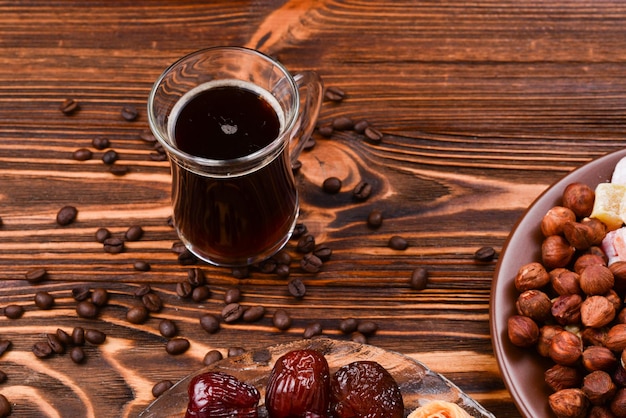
left=148, top=46, right=323, bottom=267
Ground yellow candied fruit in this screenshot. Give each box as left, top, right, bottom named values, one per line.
left=590, top=182, right=626, bottom=231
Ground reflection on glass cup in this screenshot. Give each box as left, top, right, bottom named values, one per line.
left=148, top=47, right=323, bottom=267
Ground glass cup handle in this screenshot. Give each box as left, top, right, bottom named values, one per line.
left=289, top=71, right=324, bottom=165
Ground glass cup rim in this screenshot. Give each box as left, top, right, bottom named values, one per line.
left=147, top=46, right=300, bottom=171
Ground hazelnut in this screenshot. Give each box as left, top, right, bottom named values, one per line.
left=580, top=264, right=615, bottom=296
left=582, top=217, right=607, bottom=244
left=611, top=388, right=626, bottom=417
left=545, top=364, right=583, bottom=392
left=551, top=268, right=582, bottom=296
left=589, top=406, right=617, bottom=418
left=542, top=206, right=577, bottom=237
left=543, top=235, right=576, bottom=269
left=583, top=370, right=616, bottom=406
left=516, top=289, right=552, bottom=322
left=564, top=221, right=599, bottom=250
left=552, top=294, right=583, bottom=326
left=605, top=324, right=626, bottom=352
left=581, top=295, right=616, bottom=328
left=507, top=315, right=539, bottom=347
left=581, top=327, right=609, bottom=347
left=574, top=253, right=607, bottom=274
left=563, top=182, right=595, bottom=218
left=538, top=325, right=565, bottom=357
left=549, top=330, right=583, bottom=366
left=515, top=262, right=550, bottom=292
left=605, top=289, right=622, bottom=312
left=548, top=388, right=589, bottom=418
left=582, top=346, right=617, bottom=372
left=610, top=261, right=626, bottom=293
left=613, top=363, right=626, bottom=388
left=587, top=246, right=609, bottom=264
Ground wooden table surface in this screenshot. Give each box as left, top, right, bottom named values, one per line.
left=2, top=1, right=626, bottom=417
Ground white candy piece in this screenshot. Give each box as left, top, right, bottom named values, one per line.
left=612, top=156, right=626, bottom=185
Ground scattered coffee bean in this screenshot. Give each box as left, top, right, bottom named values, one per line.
left=121, top=105, right=138, bottom=121
left=95, top=227, right=111, bottom=243
left=25, top=267, right=47, bottom=283
left=353, top=119, right=369, bottom=134
left=367, top=210, right=383, bottom=228
left=139, top=129, right=157, bottom=143
left=322, top=177, right=342, bottom=194
left=133, top=260, right=151, bottom=272
left=324, top=86, right=346, bottom=102
left=259, top=258, right=277, bottom=274
left=313, top=244, right=332, bottom=261
left=0, top=393, right=10, bottom=417
left=292, top=223, right=308, bottom=239
left=357, top=320, right=379, bottom=336
left=253, top=348, right=272, bottom=364
left=303, top=137, right=316, bottom=150
left=410, top=267, right=429, bottom=290
left=4, top=305, right=24, bottom=319
left=352, top=181, right=372, bottom=201
left=178, top=249, right=198, bottom=265
left=56, top=205, right=78, bottom=226
left=56, top=329, right=72, bottom=346
left=301, top=253, right=323, bottom=273
left=72, top=286, right=91, bottom=301
left=388, top=235, right=408, bottom=250
left=152, top=380, right=173, bottom=398
left=72, top=148, right=93, bottom=161
left=176, top=281, right=193, bottom=298
left=59, top=98, right=79, bottom=115
left=187, top=268, right=206, bottom=287
left=125, top=225, right=144, bottom=241
left=32, top=341, right=53, bottom=358
left=224, top=288, right=241, bottom=304
left=72, top=327, right=85, bottom=345
left=92, top=136, right=110, bottom=150
left=102, top=149, right=119, bottom=165
left=85, top=329, right=106, bottom=345
left=91, top=288, right=109, bottom=307
left=34, top=291, right=54, bottom=309
left=351, top=331, right=367, bottom=344
left=134, top=281, right=151, bottom=296
left=109, top=165, right=130, bottom=176
left=70, top=346, right=85, bottom=364
left=126, top=305, right=149, bottom=324
left=339, top=318, right=359, bottom=334
left=103, top=237, right=124, bottom=254
left=46, top=333, right=65, bottom=354
left=159, top=319, right=177, bottom=338
left=243, top=305, right=265, bottom=322
left=303, top=322, right=323, bottom=339
left=203, top=349, right=223, bottom=366
left=231, top=266, right=249, bottom=279
left=272, top=309, right=292, bottom=331
left=165, top=338, right=189, bottom=355
left=191, top=285, right=211, bottom=302
left=76, top=300, right=98, bottom=319
left=364, top=126, right=383, bottom=143
left=287, top=278, right=306, bottom=298
left=0, top=340, right=11, bottom=357
left=296, top=234, right=316, bottom=253
left=228, top=347, right=246, bottom=357
left=171, top=241, right=186, bottom=254
left=221, top=303, right=243, bottom=323
left=149, top=151, right=168, bottom=161
left=318, top=124, right=333, bottom=137
left=142, top=292, right=163, bottom=312
left=0, top=370, right=7, bottom=384
left=199, top=314, right=221, bottom=334
left=474, top=246, right=496, bottom=262
left=274, top=250, right=292, bottom=265
left=332, top=116, right=354, bottom=130
left=275, top=264, right=291, bottom=279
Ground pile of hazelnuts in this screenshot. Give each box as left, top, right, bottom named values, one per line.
left=507, top=182, right=626, bottom=418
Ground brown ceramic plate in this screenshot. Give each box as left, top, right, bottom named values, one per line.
left=139, top=337, right=495, bottom=417
left=490, top=149, right=626, bottom=417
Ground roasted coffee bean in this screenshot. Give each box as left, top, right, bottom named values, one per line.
left=259, top=258, right=278, bottom=274
left=59, top=98, right=79, bottom=115
left=318, top=124, right=333, bottom=137
left=133, top=260, right=151, bottom=272
left=159, top=319, right=177, bottom=338
left=322, top=177, right=342, bottom=194
left=72, top=327, right=85, bottom=345
left=121, top=105, right=138, bottom=121
left=4, top=305, right=24, bottom=319
left=25, top=267, right=47, bottom=283
left=296, top=234, right=316, bottom=253
left=339, top=318, right=359, bottom=334
left=95, top=227, right=111, bottom=243
left=70, top=346, right=85, bottom=364
left=142, top=293, right=163, bottom=312
left=352, top=181, right=372, bottom=201
left=252, top=348, right=272, bottom=364
left=92, top=136, right=110, bottom=150
left=56, top=205, right=78, bottom=226
left=357, top=320, right=379, bottom=336
left=474, top=246, right=496, bottom=262
left=292, top=223, right=308, bottom=239
left=191, top=285, right=211, bottom=302
left=125, top=225, right=144, bottom=241
left=109, top=165, right=129, bottom=176
left=34, top=291, right=54, bottom=309
left=126, top=305, right=149, bottom=324
left=367, top=210, right=383, bottom=228
left=303, top=137, right=316, bottom=150
left=303, top=322, right=323, bottom=339
left=46, top=333, right=65, bottom=354
left=203, top=350, right=223, bottom=366
left=91, top=288, right=109, bottom=307
left=324, top=86, right=346, bottom=102
left=152, top=380, right=173, bottom=398
left=171, top=241, right=186, bottom=254
left=364, top=126, right=383, bottom=142
left=72, top=148, right=92, bottom=161
left=149, top=151, right=168, bottom=161
left=301, top=253, right=323, bottom=273
left=199, top=314, right=221, bottom=334
left=187, top=267, right=206, bottom=287
left=76, top=301, right=98, bottom=319
left=32, top=341, right=53, bottom=358
left=0, top=394, right=10, bottom=417
left=85, top=329, right=106, bottom=345
left=332, top=116, right=354, bottom=130
left=287, top=278, right=306, bottom=298
left=274, top=250, right=292, bottom=265
left=103, top=237, right=124, bottom=254
left=178, top=249, right=198, bottom=265
left=351, top=331, right=367, bottom=344
left=165, top=338, right=190, bottom=355
left=228, top=347, right=246, bottom=357
left=133, top=284, right=151, bottom=298
left=102, top=149, right=119, bottom=165
left=275, top=264, right=291, bottom=279
left=231, top=266, right=249, bottom=279
left=272, top=309, right=292, bottom=331
left=176, top=281, right=193, bottom=298
left=221, top=303, right=243, bottom=323
left=0, top=340, right=11, bottom=357
left=139, top=129, right=157, bottom=143
left=72, top=286, right=91, bottom=301
left=388, top=235, right=408, bottom=250
left=313, top=244, right=332, bottom=261
left=410, top=267, right=429, bottom=290
left=243, top=305, right=265, bottom=322
left=353, top=119, right=369, bottom=134
left=56, top=329, right=72, bottom=345
left=224, top=288, right=241, bottom=304
left=0, top=370, right=7, bottom=384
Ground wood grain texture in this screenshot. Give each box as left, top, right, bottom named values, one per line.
left=1, top=0, right=626, bottom=416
